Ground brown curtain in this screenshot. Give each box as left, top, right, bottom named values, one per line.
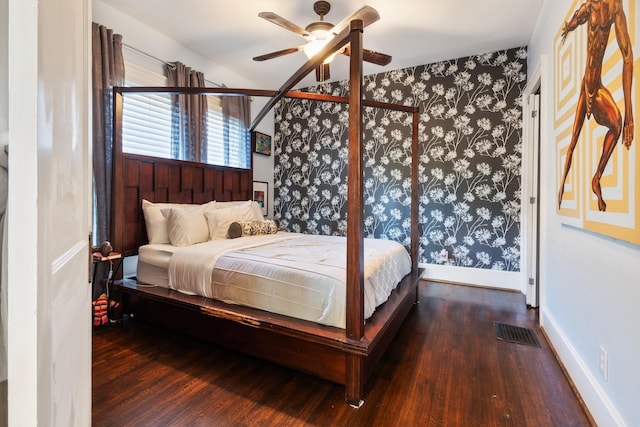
left=92, top=23, right=124, bottom=245
left=222, top=93, right=251, bottom=166
left=167, top=62, right=208, bottom=162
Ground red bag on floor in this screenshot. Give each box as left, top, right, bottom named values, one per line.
left=93, top=293, right=108, bottom=326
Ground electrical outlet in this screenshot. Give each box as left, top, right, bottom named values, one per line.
left=439, top=249, right=448, bottom=262
left=599, top=345, right=608, bottom=381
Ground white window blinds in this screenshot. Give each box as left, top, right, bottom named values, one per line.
left=121, top=50, right=250, bottom=169
left=121, top=59, right=173, bottom=159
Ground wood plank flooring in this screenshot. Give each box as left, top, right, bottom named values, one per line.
left=92, top=281, right=593, bottom=426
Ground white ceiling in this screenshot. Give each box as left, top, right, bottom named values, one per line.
left=99, top=0, right=543, bottom=90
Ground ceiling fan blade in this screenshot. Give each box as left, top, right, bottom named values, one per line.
left=331, top=5, right=380, bottom=35
left=341, top=46, right=392, bottom=66
left=258, top=12, right=310, bottom=37
left=253, top=47, right=301, bottom=62
left=315, top=63, right=330, bottom=82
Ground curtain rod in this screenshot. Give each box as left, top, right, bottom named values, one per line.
left=122, top=42, right=222, bottom=88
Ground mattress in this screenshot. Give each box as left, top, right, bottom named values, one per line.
left=136, top=232, right=412, bottom=328
left=137, top=243, right=178, bottom=288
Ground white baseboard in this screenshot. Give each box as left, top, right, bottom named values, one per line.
left=541, top=308, right=627, bottom=427
left=420, top=263, right=521, bottom=292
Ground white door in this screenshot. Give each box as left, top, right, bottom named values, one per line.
left=7, top=0, right=92, bottom=424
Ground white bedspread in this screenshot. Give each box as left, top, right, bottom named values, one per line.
left=167, top=233, right=411, bottom=328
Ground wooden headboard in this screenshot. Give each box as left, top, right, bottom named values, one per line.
left=111, top=154, right=252, bottom=257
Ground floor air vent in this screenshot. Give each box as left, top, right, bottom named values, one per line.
left=494, top=322, right=541, bottom=347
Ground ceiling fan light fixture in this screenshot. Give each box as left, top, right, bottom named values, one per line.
left=303, top=36, right=337, bottom=63
left=303, top=17, right=335, bottom=63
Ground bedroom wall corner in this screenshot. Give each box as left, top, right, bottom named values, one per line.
left=528, top=0, right=640, bottom=425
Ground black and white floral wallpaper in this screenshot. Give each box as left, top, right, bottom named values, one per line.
left=273, top=47, right=527, bottom=271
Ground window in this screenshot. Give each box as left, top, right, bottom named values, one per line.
left=206, top=99, right=250, bottom=169
left=121, top=56, right=173, bottom=158
left=120, top=49, right=250, bottom=169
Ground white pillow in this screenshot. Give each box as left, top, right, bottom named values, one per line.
left=162, top=208, right=210, bottom=247
left=142, top=199, right=216, bottom=244
left=250, top=200, right=265, bottom=221
left=214, top=200, right=264, bottom=220
left=205, top=203, right=262, bottom=240
left=213, top=200, right=253, bottom=209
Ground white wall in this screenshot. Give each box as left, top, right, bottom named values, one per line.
left=529, top=1, right=640, bottom=425
left=422, top=264, right=520, bottom=292
left=93, top=0, right=275, bottom=218
left=0, top=0, right=7, bottom=144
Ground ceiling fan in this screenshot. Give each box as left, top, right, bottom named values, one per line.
left=253, top=1, right=392, bottom=82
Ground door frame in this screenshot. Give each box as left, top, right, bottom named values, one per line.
left=521, top=56, right=545, bottom=308
left=7, top=0, right=39, bottom=421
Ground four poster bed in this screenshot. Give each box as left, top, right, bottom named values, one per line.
left=110, top=20, right=424, bottom=406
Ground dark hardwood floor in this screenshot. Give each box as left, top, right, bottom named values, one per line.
left=93, top=281, right=593, bottom=426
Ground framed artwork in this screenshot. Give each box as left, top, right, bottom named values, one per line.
left=253, top=181, right=268, bottom=216
left=554, top=0, right=639, bottom=245
left=252, top=131, right=272, bottom=156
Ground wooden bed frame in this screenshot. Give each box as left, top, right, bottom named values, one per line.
left=110, top=21, right=424, bottom=406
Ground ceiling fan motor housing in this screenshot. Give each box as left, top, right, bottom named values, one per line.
left=313, top=1, right=331, bottom=18
left=305, top=21, right=333, bottom=35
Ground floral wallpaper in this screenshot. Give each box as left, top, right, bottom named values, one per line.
left=273, top=47, right=527, bottom=271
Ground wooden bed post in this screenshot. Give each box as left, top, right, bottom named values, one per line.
left=345, top=18, right=365, bottom=408
left=411, top=110, right=419, bottom=273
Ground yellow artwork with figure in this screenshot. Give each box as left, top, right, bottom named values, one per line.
left=555, top=0, right=640, bottom=245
